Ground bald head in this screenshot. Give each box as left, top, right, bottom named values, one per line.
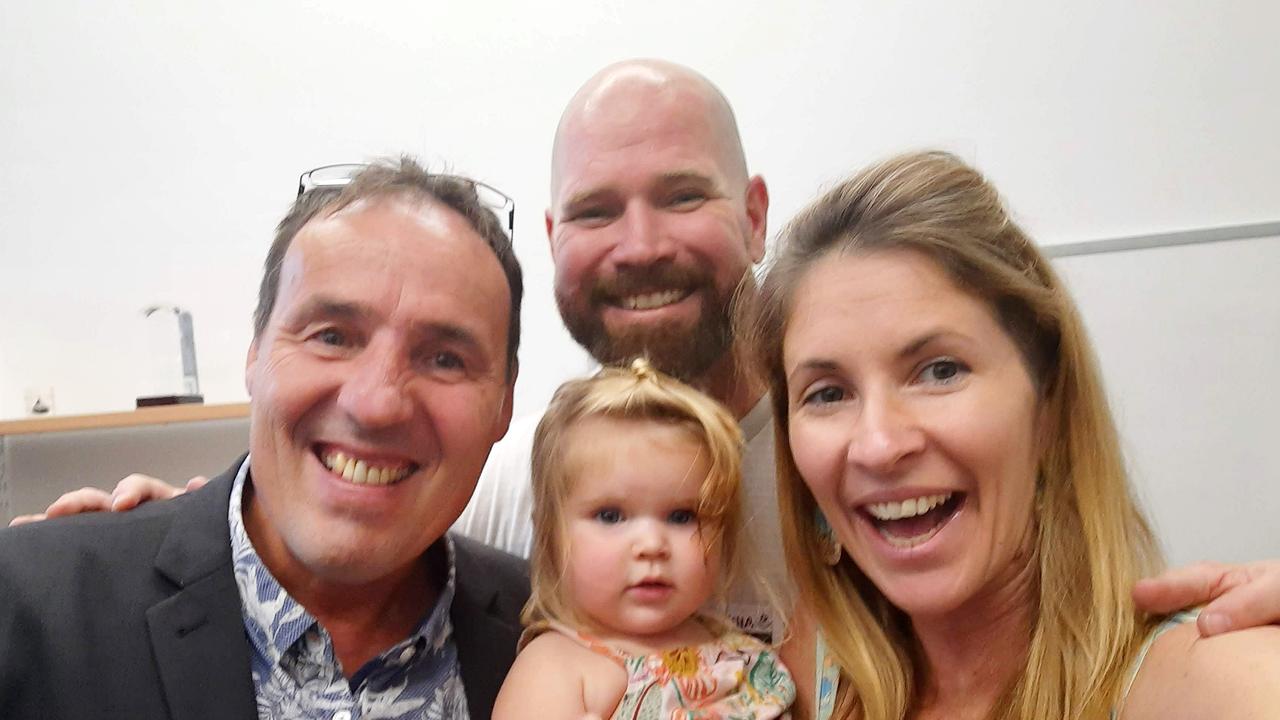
left=550, top=59, right=749, bottom=199
left=544, top=59, right=769, bottom=391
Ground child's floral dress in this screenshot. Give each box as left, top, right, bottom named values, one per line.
left=545, top=618, right=795, bottom=720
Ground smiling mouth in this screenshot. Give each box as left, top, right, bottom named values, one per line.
left=317, top=447, right=416, bottom=486
left=608, top=288, right=693, bottom=311
left=861, top=492, right=965, bottom=549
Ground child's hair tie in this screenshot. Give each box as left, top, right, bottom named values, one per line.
left=630, top=356, right=657, bottom=381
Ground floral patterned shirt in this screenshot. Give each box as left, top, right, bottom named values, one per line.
left=229, top=459, right=469, bottom=720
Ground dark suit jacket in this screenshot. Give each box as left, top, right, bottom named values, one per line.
left=0, top=457, right=529, bottom=719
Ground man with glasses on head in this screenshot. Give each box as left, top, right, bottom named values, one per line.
left=0, top=158, right=528, bottom=719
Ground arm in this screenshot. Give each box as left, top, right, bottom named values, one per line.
left=1121, top=621, right=1280, bottom=719
left=7, top=474, right=205, bottom=526
left=1134, top=560, right=1280, bottom=636
left=492, top=633, right=601, bottom=720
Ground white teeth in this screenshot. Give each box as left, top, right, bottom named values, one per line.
left=622, top=290, right=685, bottom=310
left=321, top=451, right=412, bottom=486
left=865, top=493, right=953, bottom=521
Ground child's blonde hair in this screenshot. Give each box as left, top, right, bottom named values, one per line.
left=522, top=357, right=745, bottom=633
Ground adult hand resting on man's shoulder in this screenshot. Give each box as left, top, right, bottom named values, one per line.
left=8, top=473, right=206, bottom=525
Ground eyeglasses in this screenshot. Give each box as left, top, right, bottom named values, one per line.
left=296, top=163, right=516, bottom=238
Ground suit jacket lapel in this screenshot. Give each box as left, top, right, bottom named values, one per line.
left=146, top=461, right=258, bottom=720
left=451, top=538, right=524, bottom=720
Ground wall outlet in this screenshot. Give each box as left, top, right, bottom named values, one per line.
left=23, top=386, right=54, bottom=416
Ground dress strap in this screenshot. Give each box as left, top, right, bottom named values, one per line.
left=814, top=633, right=839, bottom=720
left=540, top=620, right=631, bottom=666
left=1111, top=610, right=1199, bottom=720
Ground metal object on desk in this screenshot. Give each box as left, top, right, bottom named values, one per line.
left=24, top=386, right=54, bottom=416
left=137, top=304, right=203, bottom=407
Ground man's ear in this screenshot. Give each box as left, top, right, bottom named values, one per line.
left=493, top=362, right=518, bottom=443
left=545, top=209, right=556, bottom=257
left=744, top=175, right=769, bottom=263
left=244, top=338, right=260, bottom=397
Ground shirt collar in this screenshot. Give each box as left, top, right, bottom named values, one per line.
left=738, top=393, right=773, bottom=445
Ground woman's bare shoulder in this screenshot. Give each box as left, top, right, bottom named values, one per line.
left=1123, top=621, right=1280, bottom=720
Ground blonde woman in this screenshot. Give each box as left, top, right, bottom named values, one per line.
left=741, top=151, right=1280, bottom=719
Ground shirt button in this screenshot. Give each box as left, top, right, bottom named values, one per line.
left=333, top=712, right=352, bottom=720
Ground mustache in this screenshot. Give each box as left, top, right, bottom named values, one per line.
left=590, top=265, right=710, bottom=302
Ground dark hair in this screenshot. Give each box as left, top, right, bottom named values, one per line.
left=254, top=156, right=523, bottom=379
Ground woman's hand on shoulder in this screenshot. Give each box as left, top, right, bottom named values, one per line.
left=1122, top=621, right=1280, bottom=719
left=492, top=631, right=625, bottom=720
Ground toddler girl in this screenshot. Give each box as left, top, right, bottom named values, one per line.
left=493, top=359, right=795, bottom=719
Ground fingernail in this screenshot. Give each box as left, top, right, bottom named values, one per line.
left=1200, top=612, right=1229, bottom=636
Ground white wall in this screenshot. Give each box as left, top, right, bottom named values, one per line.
left=1, top=1, right=1277, bottom=560
left=1056, top=235, right=1280, bottom=565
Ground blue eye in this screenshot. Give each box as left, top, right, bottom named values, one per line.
left=594, top=508, right=623, bottom=524
left=668, top=509, right=696, bottom=525
left=918, top=359, right=968, bottom=385
left=667, top=190, right=707, bottom=210
left=569, top=205, right=617, bottom=227
left=803, top=386, right=845, bottom=406
left=315, top=328, right=348, bottom=346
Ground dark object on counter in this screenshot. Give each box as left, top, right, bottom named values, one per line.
left=136, top=394, right=204, bottom=408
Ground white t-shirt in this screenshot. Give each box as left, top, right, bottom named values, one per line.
left=452, top=395, right=789, bottom=642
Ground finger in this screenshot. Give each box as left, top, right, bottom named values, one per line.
left=8, top=513, right=48, bottom=527
left=43, top=487, right=115, bottom=518
left=184, top=476, right=209, bottom=492
left=1195, top=567, right=1279, bottom=637
left=110, top=474, right=184, bottom=510
left=1132, top=561, right=1230, bottom=614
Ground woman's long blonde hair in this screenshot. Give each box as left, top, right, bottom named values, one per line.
left=739, top=151, right=1163, bottom=719
left=521, top=358, right=746, bottom=636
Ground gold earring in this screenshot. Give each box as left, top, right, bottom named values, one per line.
left=815, top=508, right=842, bottom=566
